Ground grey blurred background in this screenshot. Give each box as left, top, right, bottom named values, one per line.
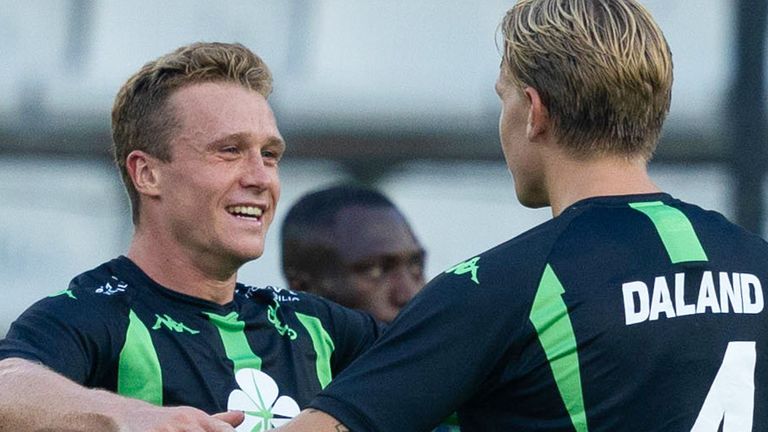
left=1, top=0, right=766, bottom=335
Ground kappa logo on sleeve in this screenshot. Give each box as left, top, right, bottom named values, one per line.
left=228, top=368, right=300, bottom=431
left=445, top=256, right=481, bottom=285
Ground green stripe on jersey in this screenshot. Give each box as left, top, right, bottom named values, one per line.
left=204, top=311, right=262, bottom=372
left=530, top=264, right=588, bottom=432
left=629, top=201, right=708, bottom=264
left=295, top=313, right=335, bottom=388
left=118, top=309, right=163, bottom=405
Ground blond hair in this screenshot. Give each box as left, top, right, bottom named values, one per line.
left=501, top=0, right=673, bottom=159
left=111, top=42, right=273, bottom=224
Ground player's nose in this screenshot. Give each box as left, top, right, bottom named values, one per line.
left=240, top=153, right=273, bottom=190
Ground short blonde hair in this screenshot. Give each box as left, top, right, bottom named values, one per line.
left=501, top=0, right=673, bottom=159
left=111, top=42, right=273, bottom=224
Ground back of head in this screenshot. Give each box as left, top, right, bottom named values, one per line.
left=281, top=184, right=397, bottom=282
left=500, top=0, right=673, bottom=159
left=111, top=42, right=273, bottom=224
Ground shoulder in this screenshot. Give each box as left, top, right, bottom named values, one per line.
left=30, top=258, right=135, bottom=319
left=671, top=199, right=768, bottom=261
left=2, top=258, right=135, bottom=367
left=420, top=204, right=638, bottom=319
left=436, top=215, right=569, bottom=294
left=73, top=258, right=137, bottom=300
left=673, top=198, right=759, bottom=238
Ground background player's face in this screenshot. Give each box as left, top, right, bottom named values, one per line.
left=156, top=82, right=284, bottom=267
left=327, top=205, right=426, bottom=323
left=496, top=67, right=547, bottom=208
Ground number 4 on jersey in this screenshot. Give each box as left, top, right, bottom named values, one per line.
left=691, top=341, right=756, bottom=431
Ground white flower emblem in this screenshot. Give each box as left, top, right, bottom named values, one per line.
left=228, top=368, right=300, bottom=431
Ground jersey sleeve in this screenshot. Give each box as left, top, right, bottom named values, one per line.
left=308, top=268, right=528, bottom=432
left=309, top=296, right=383, bottom=374
left=0, top=285, right=122, bottom=385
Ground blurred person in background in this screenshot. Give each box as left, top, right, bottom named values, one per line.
left=281, top=184, right=426, bottom=323
left=282, top=184, right=461, bottom=432
left=0, top=42, right=379, bottom=431
left=278, top=0, right=768, bottom=430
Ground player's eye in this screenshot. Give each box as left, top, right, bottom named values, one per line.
left=406, top=254, right=425, bottom=279
left=350, top=260, right=385, bottom=280
left=350, top=252, right=425, bottom=281
left=262, top=147, right=284, bottom=162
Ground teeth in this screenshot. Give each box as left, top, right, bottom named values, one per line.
left=228, top=206, right=263, bottom=217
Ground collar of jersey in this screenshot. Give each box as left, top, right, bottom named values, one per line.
left=112, top=255, right=249, bottom=313
left=561, top=192, right=674, bottom=216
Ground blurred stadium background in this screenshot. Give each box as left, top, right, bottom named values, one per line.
left=1, top=0, right=766, bottom=335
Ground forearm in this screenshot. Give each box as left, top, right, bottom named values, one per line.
left=0, top=358, right=243, bottom=432
left=0, top=357, right=127, bottom=431
left=275, top=409, right=349, bottom=432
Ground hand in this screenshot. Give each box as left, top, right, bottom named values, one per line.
left=213, top=411, right=245, bottom=427
left=0, top=358, right=246, bottom=432
left=116, top=406, right=244, bottom=432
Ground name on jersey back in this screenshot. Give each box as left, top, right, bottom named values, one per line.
left=622, top=271, right=764, bottom=325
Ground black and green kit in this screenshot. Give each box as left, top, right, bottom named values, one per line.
left=0, top=256, right=379, bottom=423
left=310, top=193, right=768, bottom=431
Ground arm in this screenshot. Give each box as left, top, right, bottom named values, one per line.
left=279, top=267, right=519, bottom=432
left=276, top=409, right=349, bottom=432
left=0, top=358, right=243, bottom=432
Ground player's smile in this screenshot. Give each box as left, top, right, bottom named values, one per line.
left=226, top=204, right=267, bottom=223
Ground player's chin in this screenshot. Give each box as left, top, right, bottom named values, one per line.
left=516, top=191, right=549, bottom=209
left=229, top=242, right=266, bottom=264
left=244, top=246, right=265, bottom=261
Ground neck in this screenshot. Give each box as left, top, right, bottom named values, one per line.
left=542, top=148, right=661, bottom=217
left=127, top=224, right=238, bottom=305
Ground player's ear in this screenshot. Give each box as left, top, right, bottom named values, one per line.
left=126, top=150, right=162, bottom=197
left=524, top=87, right=550, bottom=142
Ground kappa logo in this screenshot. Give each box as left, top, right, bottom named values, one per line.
left=445, top=256, right=481, bottom=285
left=228, top=368, right=300, bottom=431
left=151, top=314, right=200, bottom=335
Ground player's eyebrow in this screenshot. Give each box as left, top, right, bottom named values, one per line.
left=206, top=132, right=285, bottom=150
left=265, top=136, right=287, bottom=152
